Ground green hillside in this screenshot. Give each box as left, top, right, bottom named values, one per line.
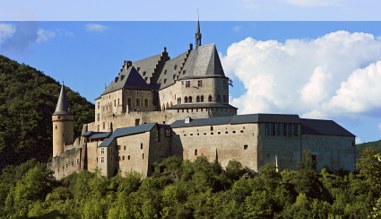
left=0, top=55, right=94, bottom=170
left=357, top=140, right=381, bottom=153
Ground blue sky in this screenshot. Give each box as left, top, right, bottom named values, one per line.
left=1, top=1, right=381, bottom=143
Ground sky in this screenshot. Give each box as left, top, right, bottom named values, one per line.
left=1, top=1, right=381, bottom=144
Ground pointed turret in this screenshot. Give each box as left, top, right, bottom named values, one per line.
left=53, top=85, right=71, bottom=115
left=52, top=84, right=74, bottom=157
left=195, top=16, right=202, bottom=49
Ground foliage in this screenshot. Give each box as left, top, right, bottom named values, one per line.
left=0, top=149, right=380, bottom=218
left=0, top=55, right=94, bottom=170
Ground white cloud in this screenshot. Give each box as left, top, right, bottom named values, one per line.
left=287, top=0, right=342, bottom=7
left=85, top=23, right=107, bottom=32
left=0, top=23, right=16, bottom=46
left=36, top=29, right=56, bottom=43
left=222, top=31, right=381, bottom=120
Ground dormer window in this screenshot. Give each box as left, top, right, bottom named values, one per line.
left=174, top=65, right=177, bottom=70
left=143, top=71, right=146, bottom=76
left=137, top=67, right=140, bottom=71
left=164, top=70, right=167, bottom=75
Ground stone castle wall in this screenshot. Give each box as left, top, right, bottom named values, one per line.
left=172, top=123, right=260, bottom=171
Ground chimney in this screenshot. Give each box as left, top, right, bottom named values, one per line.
left=185, top=117, right=192, bottom=124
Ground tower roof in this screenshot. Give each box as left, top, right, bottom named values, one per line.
left=53, top=85, right=71, bottom=115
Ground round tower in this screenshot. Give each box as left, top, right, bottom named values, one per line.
left=52, top=85, right=74, bottom=157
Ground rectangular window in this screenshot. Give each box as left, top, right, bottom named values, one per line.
left=128, top=155, right=130, bottom=160
left=136, top=98, right=140, bottom=106
left=103, top=122, right=105, bottom=129
left=97, top=113, right=100, bottom=122
left=114, top=99, right=116, bottom=107
left=135, top=118, right=140, bottom=126
left=140, top=143, right=143, bottom=150
left=194, top=149, right=198, bottom=156
left=127, top=98, right=132, bottom=106
left=101, top=148, right=104, bottom=154
left=198, top=80, right=202, bottom=87
left=185, top=81, right=190, bottom=88
left=144, top=99, right=148, bottom=107
left=101, top=156, right=104, bottom=163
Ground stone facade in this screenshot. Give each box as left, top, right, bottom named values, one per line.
left=50, top=22, right=356, bottom=180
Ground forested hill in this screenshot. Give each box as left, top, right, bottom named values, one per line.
left=0, top=55, right=94, bottom=170
left=357, top=140, right=381, bottom=153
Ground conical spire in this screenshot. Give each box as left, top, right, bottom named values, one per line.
left=53, top=84, right=70, bottom=115
left=195, top=14, right=202, bottom=49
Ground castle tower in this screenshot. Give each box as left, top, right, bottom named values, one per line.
left=195, top=17, right=202, bottom=48
left=52, top=84, right=74, bottom=157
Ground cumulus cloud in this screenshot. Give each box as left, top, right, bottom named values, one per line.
left=287, top=0, right=342, bottom=7
left=0, top=23, right=16, bottom=46
left=222, top=31, right=381, bottom=120
left=85, top=23, right=108, bottom=32
left=36, top=29, right=56, bottom=43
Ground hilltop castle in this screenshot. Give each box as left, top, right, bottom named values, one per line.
left=51, top=22, right=356, bottom=179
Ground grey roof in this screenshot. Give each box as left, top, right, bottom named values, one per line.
left=133, top=44, right=226, bottom=90
left=99, top=123, right=156, bottom=147
left=171, top=113, right=301, bottom=128
left=102, top=67, right=151, bottom=95
left=82, top=131, right=111, bottom=140
left=168, top=103, right=237, bottom=109
left=157, top=51, right=188, bottom=89
left=301, top=119, right=355, bottom=137
left=177, top=44, right=225, bottom=80
left=53, top=85, right=71, bottom=115
left=133, top=53, right=163, bottom=81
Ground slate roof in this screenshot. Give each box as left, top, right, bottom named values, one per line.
left=133, top=53, right=164, bottom=82
left=301, top=119, right=355, bottom=137
left=178, top=44, right=225, bottom=80
left=53, top=85, right=71, bottom=115
left=99, top=123, right=156, bottom=147
left=171, top=114, right=301, bottom=128
left=167, top=103, right=237, bottom=109
left=157, top=51, right=188, bottom=89
left=102, top=67, right=151, bottom=95
left=82, top=131, right=111, bottom=140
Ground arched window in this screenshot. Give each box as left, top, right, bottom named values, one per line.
left=208, top=95, right=212, bottom=102
left=216, top=95, right=221, bottom=103
left=196, top=96, right=200, bottom=102
left=184, top=97, right=188, bottom=103
left=200, top=95, right=204, bottom=102
left=223, top=95, right=228, bottom=103
left=189, top=96, right=193, bottom=103
left=177, top=98, right=181, bottom=104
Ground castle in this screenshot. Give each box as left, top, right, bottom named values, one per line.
left=51, top=22, right=356, bottom=179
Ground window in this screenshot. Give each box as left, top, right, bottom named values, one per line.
left=177, top=98, right=181, bottom=104
left=136, top=98, right=140, bottom=106
left=185, top=81, right=190, bottom=88
left=97, top=102, right=100, bottom=109
left=124, top=146, right=126, bottom=150
left=210, top=126, right=213, bottom=131
left=118, top=98, right=120, bottom=105
left=101, top=148, right=104, bottom=154
left=142, top=153, right=145, bottom=159
left=194, top=149, right=198, bottom=156
left=114, top=99, right=116, bottom=107
left=128, top=155, right=130, bottom=160
left=122, top=156, right=125, bottom=160
left=208, top=95, right=212, bottom=102
left=103, top=122, right=105, bottom=129
left=216, top=95, right=221, bottom=103
left=97, top=113, right=100, bottom=122
left=174, top=65, right=177, bottom=70
left=198, top=80, right=202, bottom=87
left=223, top=95, right=228, bottom=102
left=164, top=70, right=167, bottom=75
left=244, top=145, right=248, bottom=150
left=127, top=98, right=132, bottom=106
left=135, top=119, right=140, bottom=126
left=118, top=145, right=121, bottom=150
left=188, top=96, right=192, bottom=103
left=140, top=143, right=143, bottom=150
left=101, top=156, right=104, bottom=163
left=55, top=125, right=57, bottom=130
left=144, top=99, right=148, bottom=107
left=200, top=95, right=204, bottom=102
left=184, top=97, right=188, bottom=103
left=196, top=96, right=200, bottom=102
